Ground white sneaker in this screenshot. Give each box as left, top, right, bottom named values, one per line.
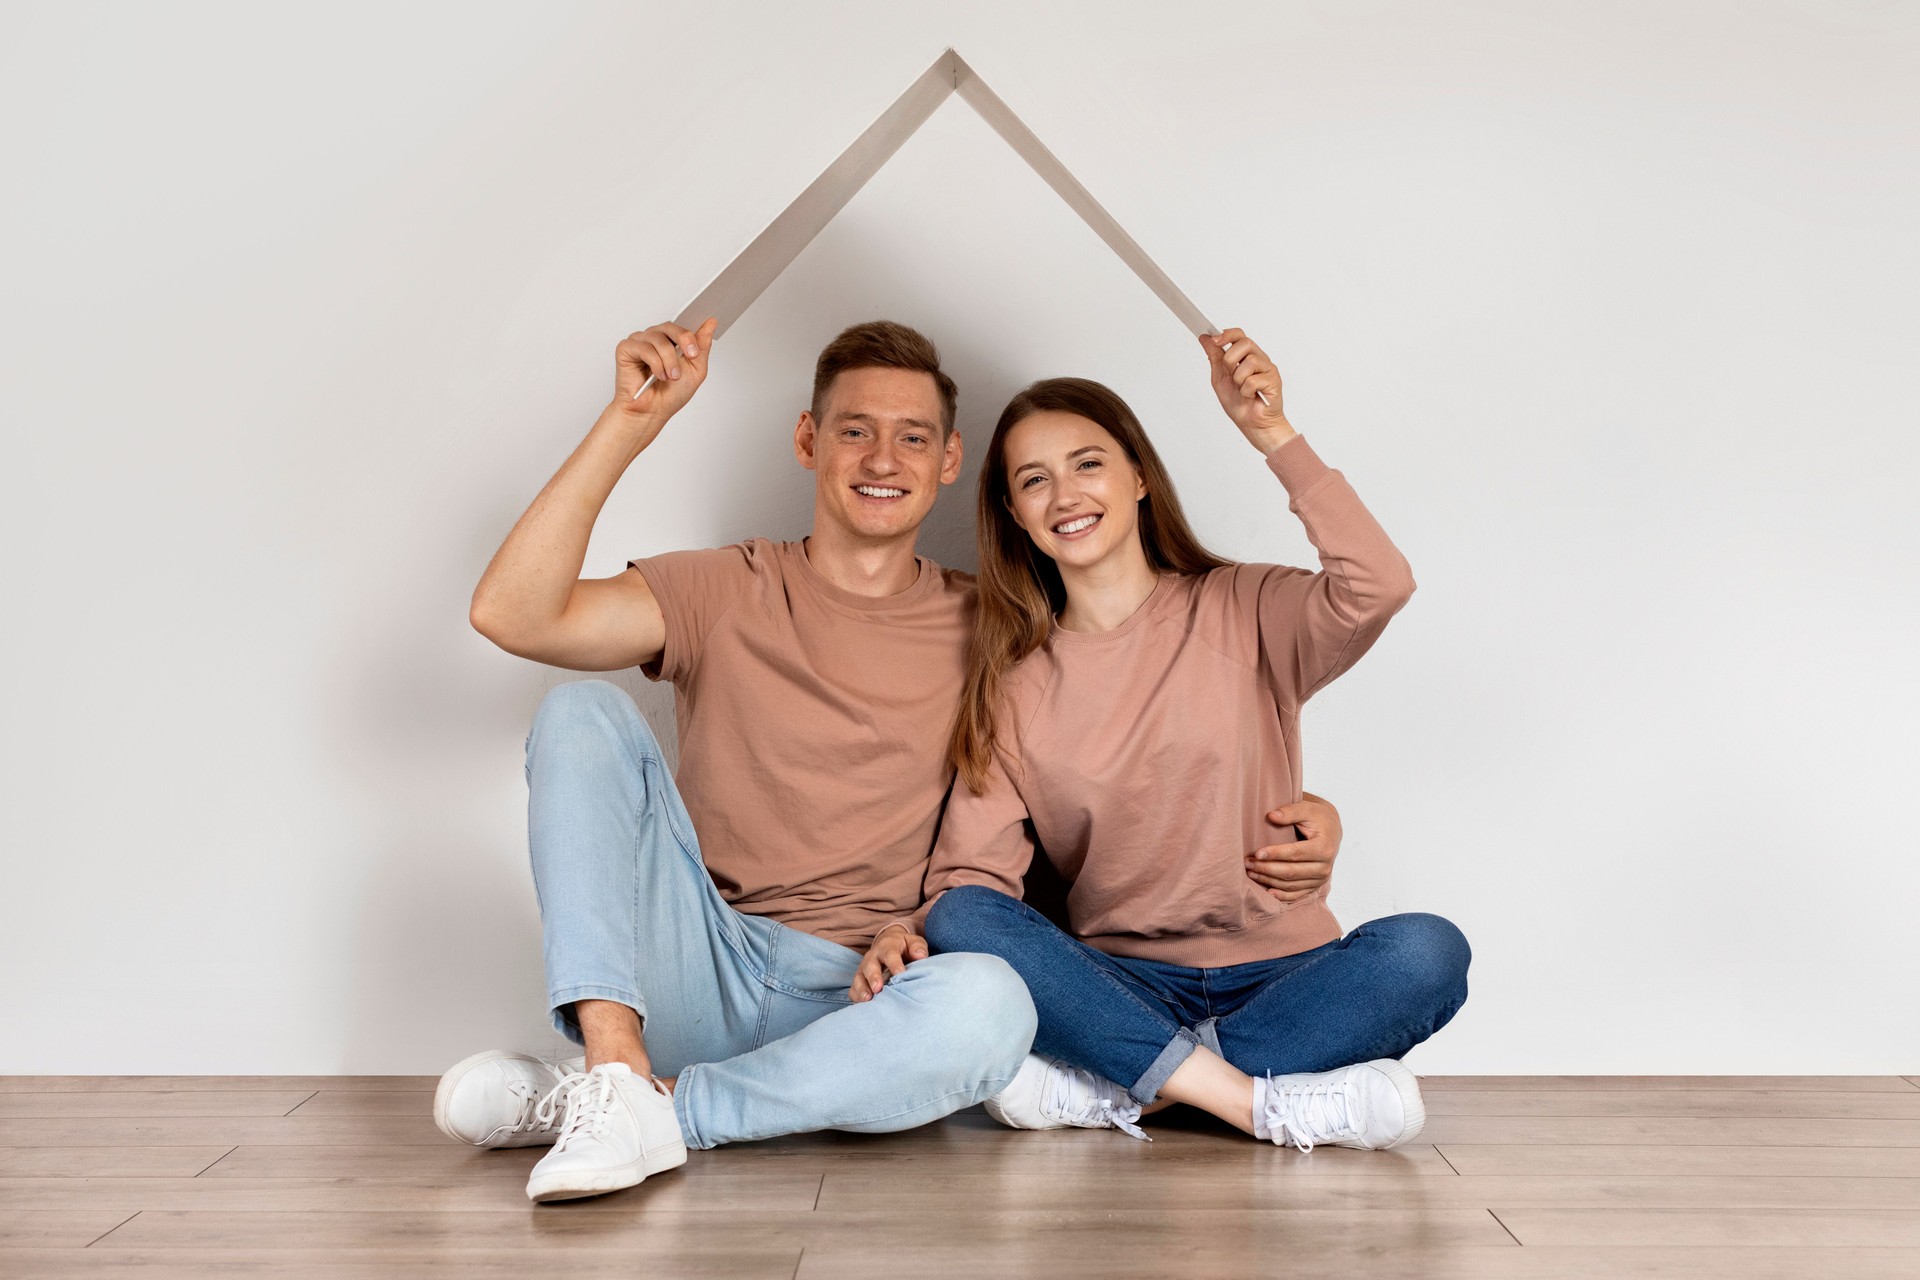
left=983, top=1053, right=1147, bottom=1141
left=1254, top=1059, right=1426, bottom=1152
left=524, top=1063, right=688, bottom=1202
left=432, top=1049, right=586, bottom=1148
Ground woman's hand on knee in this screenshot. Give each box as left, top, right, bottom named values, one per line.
left=849, top=924, right=929, bottom=1002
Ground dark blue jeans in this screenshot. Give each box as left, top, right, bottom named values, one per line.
left=925, top=885, right=1471, bottom=1105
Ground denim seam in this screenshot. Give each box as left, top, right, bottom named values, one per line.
left=751, top=930, right=780, bottom=1049
left=634, top=753, right=762, bottom=982
left=717, top=1081, right=999, bottom=1145
left=1193, top=1016, right=1223, bottom=1058
left=1065, top=949, right=1189, bottom=1043
left=762, top=983, right=856, bottom=1005
left=628, top=786, right=643, bottom=1020
left=964, top=890, right=1190, bottom=1072
left=835, top=1082, right=1007, bottom=1130
left=1207, top=948, right=1335, bottom=1053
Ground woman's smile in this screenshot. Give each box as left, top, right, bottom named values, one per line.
left=1052, top=512, right=1102, bottom=539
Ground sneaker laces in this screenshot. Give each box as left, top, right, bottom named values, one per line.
left=1043, top=1059, right=1149, bottom=1141
left=546, top=1070, right=615, bottom=1154
left=1260, top=1073, right=1359, bottom=1153
left=501, top=1074, right=571, bottom=1137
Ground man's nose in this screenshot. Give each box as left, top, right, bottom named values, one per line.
left=865, top=440, right=901, bottom=475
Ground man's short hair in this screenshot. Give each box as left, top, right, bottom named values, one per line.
left=810, top=320, right=958, bottom=435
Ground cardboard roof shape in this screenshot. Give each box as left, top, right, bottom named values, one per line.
left=669, top=47, right=1222, bottom=343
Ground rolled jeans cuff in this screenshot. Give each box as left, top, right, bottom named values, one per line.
left=1193, top=1016, right=1223, bottom=1057
left=1129, top=1026, right=1201, bottom=1105
left=548, top=983, right=648, bottom=1045
left=672, top=1062, right=708, bottom=1149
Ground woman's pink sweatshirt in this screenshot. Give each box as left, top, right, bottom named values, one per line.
left=915, top=434, right=1416, bottom=968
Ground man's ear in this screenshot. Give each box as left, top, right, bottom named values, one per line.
left=939, top=429, right=964, bottom=485
left=795, top=411, right=819, bottom=471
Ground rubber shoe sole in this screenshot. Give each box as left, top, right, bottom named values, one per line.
left=1369, top=1059, right=1427, bottom=1148
left=525, top=1139, right=688, bottom=1203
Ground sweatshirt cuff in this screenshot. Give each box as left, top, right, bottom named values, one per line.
left=873, top=914, right=924, bottom=945
left=1265, top=432, right=1331, bottom=494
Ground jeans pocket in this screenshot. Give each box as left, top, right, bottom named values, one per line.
left=760, top=920, right=862, bottom=1003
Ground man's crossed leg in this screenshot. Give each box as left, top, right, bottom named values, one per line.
left=436, top=680, right=1037, bottom=1200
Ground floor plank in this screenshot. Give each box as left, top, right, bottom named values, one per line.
left=1419, top=1076, right=1919, bottom=1093
left=1421, top=1116, right=1920, bottom=1146
left=199, top=1146, right=540, bottom=1180
left=0, top=1078, right=434, bottom=1094
left=814, top=1171, right=1920, bottom=1212
left=698, top=1138, right=1458, bottom=1176
left=0, top=1173, right=823, bottom=1212
left=202, top=1139, right=1454, bottom=1179
left=1439, top=1144, right=1920, bottom=1176
left=1425, top=1090, right=1920, bottom=1119
left=0, top=1093, right=314, bottom=1119
left=21, top=1170, right=1919, bottom=1214
left=0, top=1149, right=232, bottom=1178
left=92, top=1206, right=1516, bottom=1251
left=288, top=1093, right=434, bottom=1117
left=1496, top=1207, right=1920, bottom=1247
left=794, top=1244, right=1920, bottom=1280
left=0, top=1117, right=446, bottom=1147
left=0, top=1210, right=135, bottom=1248
left=0, top=1245, right=789, bottom=1278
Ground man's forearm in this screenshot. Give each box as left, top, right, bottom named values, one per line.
left=469, top=403, right=655, bottom=638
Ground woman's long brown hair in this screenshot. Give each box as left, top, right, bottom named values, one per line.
left=950, top=377, right=1233, bottom=793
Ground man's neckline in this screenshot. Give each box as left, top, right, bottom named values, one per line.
left=791, top=537, right=935, bottom=611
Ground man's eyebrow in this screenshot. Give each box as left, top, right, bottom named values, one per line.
left=838, top=412, right=941, bottom=433
left=1012, top=445, right=1107, bottom=477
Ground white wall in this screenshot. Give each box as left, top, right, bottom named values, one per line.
left=3, top=0, right=1914, bottom=1073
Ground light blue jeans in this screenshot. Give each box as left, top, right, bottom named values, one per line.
left=525, top=679, right=1037, bottom=1149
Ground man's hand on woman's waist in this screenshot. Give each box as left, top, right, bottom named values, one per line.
left=1247, top=790, right=1344, bottom=902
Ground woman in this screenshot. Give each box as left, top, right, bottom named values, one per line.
left=891, top=330, right=1468, bottom=1149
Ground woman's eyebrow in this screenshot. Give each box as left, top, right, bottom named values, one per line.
left=1013, top=445, right=1106, bottom=478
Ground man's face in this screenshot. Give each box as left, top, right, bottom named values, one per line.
left=795, top=366, right=963, bottom=545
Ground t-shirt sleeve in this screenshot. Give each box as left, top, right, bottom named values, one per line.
left=1242, top=434, right=1418, bottom=706
left=625, top=543, right=758, bottom=683
left=908, top=746, right=1039, bottom=935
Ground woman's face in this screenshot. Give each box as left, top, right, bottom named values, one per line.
left=1002, top=410, right=1148, bottom=572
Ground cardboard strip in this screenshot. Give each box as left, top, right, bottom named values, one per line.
left=675, top=51, right=963, bottom=336
left=949, top=53, right=1217, bottom=336
left=668, top=47, right=1219, bottom=340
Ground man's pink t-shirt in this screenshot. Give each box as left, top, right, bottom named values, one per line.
left=628, top=538, right=974, bottom=950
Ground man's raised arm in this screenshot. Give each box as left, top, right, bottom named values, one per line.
left=469, top=318, right=717, bottom=671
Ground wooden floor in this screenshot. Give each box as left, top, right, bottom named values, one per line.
left=3, top=1075, right=1919, bottom=1278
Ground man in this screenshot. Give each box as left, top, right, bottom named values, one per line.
left=438, top=317, right=1349, bottom=1202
